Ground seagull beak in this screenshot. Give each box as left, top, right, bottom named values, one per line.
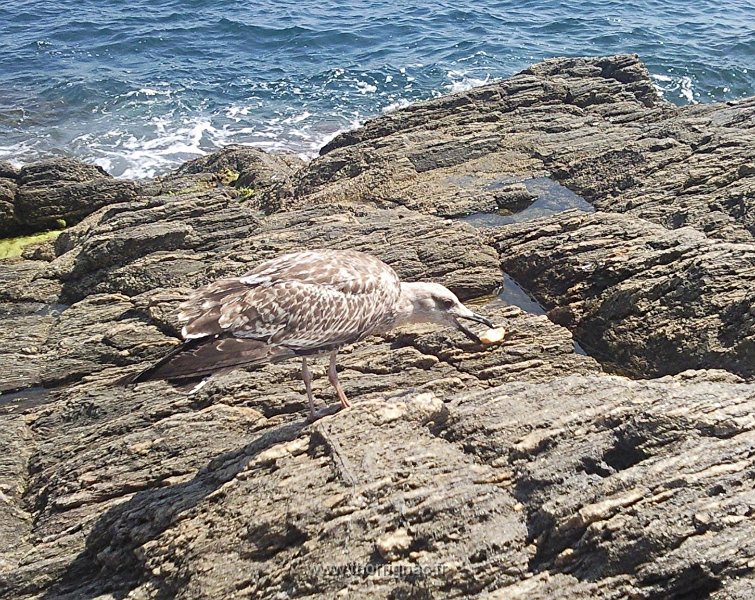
left=454, top=311, right=496, bottom=343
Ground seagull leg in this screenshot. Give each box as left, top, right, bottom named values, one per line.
left=328, top=350, right=351, bottom=409
left=301, top=357, right=316, bottom=420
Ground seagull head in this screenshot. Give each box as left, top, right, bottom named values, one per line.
left=399, top=282, right=495, bottom=343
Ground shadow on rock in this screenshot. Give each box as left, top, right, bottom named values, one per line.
left=43, top=420, right=307, bottom=600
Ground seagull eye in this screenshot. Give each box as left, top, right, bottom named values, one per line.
left=439, top=297, right=455, bottom=310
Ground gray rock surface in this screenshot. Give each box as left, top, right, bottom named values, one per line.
left=1, top=54, right=754, bottom=599
left=0, top=178, right=18, bottom=234
left=0, top=162, right=19, bottom=180
left=285, top=55, right=753, bottom=243
left=0, top=303, right=58, bottom=393
left=17, top=159, right=108, bottom=186
left=491, top=210, right=755, bottom=380
left=1, top=158, right=140, bottom=237
left=175, top=144, right=304, bottom=212
left=2, top=373, right=753, bottom=599
left=48, top=198, right=500, bottom=306
left=1, top=163, right=506, bottom=396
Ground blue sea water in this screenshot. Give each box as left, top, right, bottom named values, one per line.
left=1, top=0, right=753, bottom=178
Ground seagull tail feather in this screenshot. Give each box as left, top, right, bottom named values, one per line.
left=114, top=335, right=295, bottom=385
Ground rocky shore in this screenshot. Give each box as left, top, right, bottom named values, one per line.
left=0, top=54, right=753, bottom=599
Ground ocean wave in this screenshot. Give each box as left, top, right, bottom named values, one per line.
left=445, top=69, right=493, bottom=93
left=652, top=73, right=698, bottom=104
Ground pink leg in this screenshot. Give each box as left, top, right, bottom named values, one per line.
left=301, top=357, right=316, bottom=420
left=328, top=350, right=351, bottom=409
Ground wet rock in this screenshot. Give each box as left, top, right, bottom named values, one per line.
left=174, top=145, right=305, bottom=212
left=12, top=158, right=140, bottom=234
left=0, top=178, right=18, bottom=235
left=543, top=98, right=755, bottom=243
left=490, top=211, right=755, bottom=379
left=490, top=182, right=538, bottom=213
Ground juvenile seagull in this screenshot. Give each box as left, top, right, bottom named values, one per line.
left=126, top=249, right=495, bottom=419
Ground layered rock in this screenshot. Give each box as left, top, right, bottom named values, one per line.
left=1, top=172, right=509, bottom=398
left=0, top=175, right=17, bottom=235
left=284, top=55, right=753, bottom=243
left=0, top=158, right=140, bottom=237
left=174, top=144, right=304, bottom=212
left=3, top=373, right=752, bottom=599
left=490, top=211, right=755, bottom=380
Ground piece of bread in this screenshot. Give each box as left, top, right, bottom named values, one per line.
left=479, top=327, right=506, bottom=345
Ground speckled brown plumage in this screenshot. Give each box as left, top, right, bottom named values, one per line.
left=179, top=249, right=403, bottom=349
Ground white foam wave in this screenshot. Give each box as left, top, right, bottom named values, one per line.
left=356, top=80, right=377, bottom=94
left=128, top=107, right=361, bottom=169
left=282, top=111, right=312, bottom=124
left=651, top=73, right=699, bottom=104
left=0, top=140, right=40, bottom=167
left=457, top=51, right=489, bottom=63
left=81, top=117, right=220, bottom=179
left=679, top=76, right=696, bottom=103
left=382, top=98, right=413, bottom=113
left=122, top=87, right=172, bottom=98
left=226, top=105, right=251, bottom=119
left=445, top=70, right=492, bottom=93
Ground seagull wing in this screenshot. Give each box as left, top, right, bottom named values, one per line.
left=122, top=250, right=401, bottom=384
left=179, top=249, right=402, bottom=351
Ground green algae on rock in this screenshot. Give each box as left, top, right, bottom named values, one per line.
left=0, top=229, right=62, bottom=259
